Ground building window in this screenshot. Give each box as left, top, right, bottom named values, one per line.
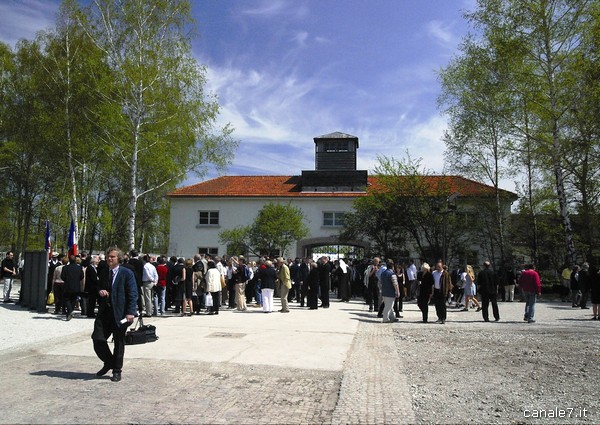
left=199, top=211, right=219, bottom=226
left=323, top=212, right=345, bottom=227
left=322, top=141, right=350, bottom=153
left=198, top=247, right=219, bottom=256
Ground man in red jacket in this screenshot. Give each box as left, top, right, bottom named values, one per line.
left=519, top=264, right=541, bottom=323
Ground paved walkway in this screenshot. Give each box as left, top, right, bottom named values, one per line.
left=332, top=322, right=416, bottom=424
left=0, top=281, right=591, bottom=424
left=0, top=285, right=415, bottom=424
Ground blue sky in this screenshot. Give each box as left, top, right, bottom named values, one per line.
left=0, top=0, right=498, bottom=188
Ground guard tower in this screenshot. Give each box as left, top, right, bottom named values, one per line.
left=301, top=131, right=368, bottom=192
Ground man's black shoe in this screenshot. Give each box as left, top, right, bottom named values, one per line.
left=111, top=372, right=121, bottom=382
left=96, top=365, right=111, bottom=377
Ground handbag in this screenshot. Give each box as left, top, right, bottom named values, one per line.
left=205, top=292, right=213, bottom=307
left=47, top=292, right=55, bottom=305
left=125, top=316, right=158, bottom=345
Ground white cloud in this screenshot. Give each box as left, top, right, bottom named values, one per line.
left=206, top=64, right=333, bottom=146
left=0, top=0, right=58, bottom=46
left=239, top=0, right=308, bottom=20
left=291, top=31, right=309, bottom=47
left=426, top=20, right=457, bottom=46
left=347, top=114, right=448, bottom=175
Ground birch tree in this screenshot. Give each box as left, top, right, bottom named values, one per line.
left=443, top=0, right=594, bottom=266
left=439, top=39, right=514, bottom=267
left=80, top=0, right=236, bottom=249
left=36, top=0, right=107, bottom=252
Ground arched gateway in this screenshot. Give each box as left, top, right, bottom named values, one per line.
left=297, top=237, right=370, bottom=260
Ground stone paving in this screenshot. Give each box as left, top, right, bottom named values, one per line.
left=0, top=351, right=341, bottom=424
left=1, top=280, right=592, bottom=424
left=332, top=322, right=416, bottom=424
left=0, top=284, right=416, bottom=425
left=0, top=319, right=414, bottom=425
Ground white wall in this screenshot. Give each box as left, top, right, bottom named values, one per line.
left=168, top=196, right=359, bottom=258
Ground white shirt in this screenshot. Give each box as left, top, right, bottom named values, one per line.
left=142, top=262, right=158, bottom=283
left=406, top=264, right=417, bottom=281
left=375, top=265, right=387, bottom=281
left=432, top=270, right=442, bottom=289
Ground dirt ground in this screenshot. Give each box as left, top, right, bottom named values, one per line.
left=395, top=301, right=599, bottom=424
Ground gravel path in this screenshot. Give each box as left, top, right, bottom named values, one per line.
left=395, top=302, right=599, bottom=424
left=0, top=282, right=92, bottom=354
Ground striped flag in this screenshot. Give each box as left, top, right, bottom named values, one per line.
left=45, top=220, right=51, bottom=259
left=68, top=218, right=78, bottom=257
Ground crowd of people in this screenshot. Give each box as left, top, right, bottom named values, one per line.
left=5, top=248, right=599, bottom=384
left=40, top=250, right=600, bottom=325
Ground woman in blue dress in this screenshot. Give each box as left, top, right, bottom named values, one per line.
left=461, top=265, right=481, bottom=312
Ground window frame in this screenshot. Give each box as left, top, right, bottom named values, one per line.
left=198, top=247, right=219, bottom=256
left=198, top=210, right=220, bottom=226
left=323, top=211, right=346, bottom=227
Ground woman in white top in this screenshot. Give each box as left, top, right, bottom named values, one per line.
left=461, top=265, right=481, bottom=311
left=204, top=261, right=223, bottom=315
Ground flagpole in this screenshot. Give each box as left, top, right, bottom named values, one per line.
left=45, top=220, right=51, bottom=260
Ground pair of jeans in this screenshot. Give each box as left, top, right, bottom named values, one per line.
left=3, top=277, right=13, bottom=301
left=523, top=291, right=537, bottom=320
left=153, top=285, right=166, bottom=315
left=255, top=281, right=262, bottom=305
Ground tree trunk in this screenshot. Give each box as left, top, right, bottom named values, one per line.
left=128, top=124, right=140, bottom=251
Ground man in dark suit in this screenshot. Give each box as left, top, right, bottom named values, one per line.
left=92, top=247, right=138, bottom=382
left=61, top=256, right=84, bottom=321
left=478, top=260, right=500, bottom=322
left=84, top=255, right=100, bottom=318
left=126, top=250, right=144, bottom=313
left=318, top=256, right=332, bottom=308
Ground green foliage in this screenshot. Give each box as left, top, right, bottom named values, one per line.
left=219, top=202, right=309, bottom=257
left=341, top=155, right=469, bottom=263
left=219, top=226, right=253, bottom=256
left=440, top=0, right=600, bottom=267
left=250, top=202, right=309, bottom=257
left=0, top=0, right=236, bottom=255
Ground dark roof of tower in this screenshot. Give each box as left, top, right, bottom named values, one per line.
left=314, top=131, right=357, bottom=139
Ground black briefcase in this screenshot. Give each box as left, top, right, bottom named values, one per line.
left=125, top=316, right=158, bottom=345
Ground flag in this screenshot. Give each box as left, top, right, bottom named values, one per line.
left=68, top=218, right=78, bottom=257
left=45, top=220, right=51, bottom=259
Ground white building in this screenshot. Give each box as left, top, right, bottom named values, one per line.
left=168, top=132, right=515, bottom=262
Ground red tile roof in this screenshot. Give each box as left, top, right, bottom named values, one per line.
left=168, top=175, right=516, bottom=199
